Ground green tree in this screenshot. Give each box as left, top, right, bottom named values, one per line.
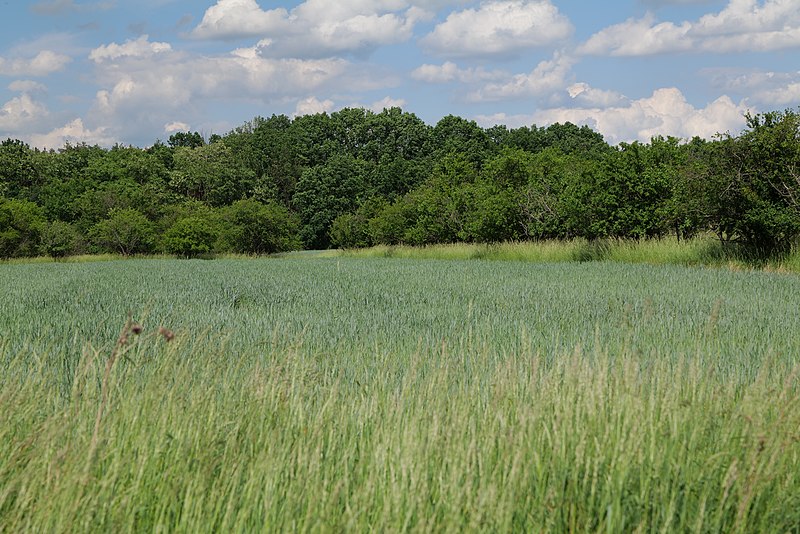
left=89, top=208, right=156, bottom=255
left=329, top=198, right=387, bottom=249
left=40, top=220, right=85, bottom=258
left=429, top=115, right=494, bottom=167
left=223, top=115, right=302, bottom=207
left=292, top=154, right=375, bottom=249
left=168, top=131, right=205, bottom=149
left=685, top=110, right=800, bottom=255
left=0, top=139, right=39, bottom=199
left=163, top=217, right=218, bottom=258
left=221, top=199, right=300, bottom=254
left=368, top=199, right=412, bottom=245
left=170, top=143, right=255, bottom=206
left=0, top=198, right=46, bottom=258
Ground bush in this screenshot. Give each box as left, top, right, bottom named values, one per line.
left=89, top=208, right=156, bottom=255
left=163, top=217, right=218, bottom=258
left=40, top=220, right=85, bottom=258
left=221, top=199, right=300, bottom=254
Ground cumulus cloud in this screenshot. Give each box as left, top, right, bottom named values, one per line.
left=368, top=96, right=407, bottom=111
left=190, top=0, right=287, bottom=40
left=567, top=82, right=628, bottom=107
left=702, top=67, right=800, bottom=107
left=578, top=15, right=692, bottom=56
left=467, top=53, right=575, bottom=101
left=411, top=61, right=507, bottom=84
left=755, top=82, right=800, bottom=106
left=580, top=0, right=800, bottom=56
left=89, top=35, right=172, bottom=62
left=164, top=121, right=191, bottom=133
left=0, top=94, right=50, bottom=131
left=28, top=118, right=115, bottom=149
left=476, top=87, right=749, bottom=143
left=87, top=45, right=356, bottom=142
left=420, top=0, right=573, bottom=58
left=0, top=50, right=72, bottom=76
left=191, top=0, right=426, bottom=57
left=294, top=96, right=335, bottom=117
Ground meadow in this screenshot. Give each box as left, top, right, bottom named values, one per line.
left=1, top=256, right=799, bottom=532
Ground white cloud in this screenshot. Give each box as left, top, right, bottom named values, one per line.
left=578, top=15, right=692, bottom=56
left=702, top=67, right=800, bottom=107
left=82, top=31, right=393, bottom=144
left=92, top=51, right=350, bottom=118
left=0, top=50, right=72, bottom=76
left=0, top=94, right=49, bottom=131
left=89, top=35, right=172, bottom=62
left=8, top=80, right=47, bottom=93
left=190, top=0, right=287, bottom=40
left=580, top=0, right=800, bottom=56
left=567, top=83, right=628, bottom=107
left=421, top=0, right=573, bottom=58
left=755, top=82, right=800, bottom=106
left=191, top=0, right=424, bottom=57
left=411, top=61, right=507, bottom=84
left=476, top=88, right=749, bottom=143
left=294, top=96, right=335, bottom=117
left=368, top=96, right=407, bottom=111
left=164, top=121, right=190, bottom=133
left=28, top=118, right=115, bottom=149
left=467, top=53, right=575, bottom=101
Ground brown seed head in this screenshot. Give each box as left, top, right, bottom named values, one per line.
left=158, top=327, right=175, bottom=342
left=131, top=323, right=143, bottom=335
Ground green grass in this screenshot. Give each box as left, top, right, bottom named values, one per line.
left=340, top=236, right=800, bottom=273
left=1, top=258, right=799, bottom=532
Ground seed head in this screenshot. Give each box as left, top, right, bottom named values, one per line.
left=158, top=327, right=175, bottom=342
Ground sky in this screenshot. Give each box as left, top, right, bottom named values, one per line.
left=1, top=0, right=799, bottom=149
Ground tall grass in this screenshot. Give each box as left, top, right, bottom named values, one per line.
left=2, top=333, right=798, bottom=532
left=2, top=258, right=799, bottom=531
left=341, top=236, right=800, bottom=273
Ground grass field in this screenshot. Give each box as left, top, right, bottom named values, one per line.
left=1, top=257, right=799, bottom=532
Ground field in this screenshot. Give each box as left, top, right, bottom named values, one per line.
left=1, top=256, right=799, bottom=532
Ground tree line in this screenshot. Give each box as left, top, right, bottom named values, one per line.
left=2, top=106, right=800, bottom=259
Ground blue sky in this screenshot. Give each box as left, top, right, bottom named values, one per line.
left=1, top=0, right=798, bottom=148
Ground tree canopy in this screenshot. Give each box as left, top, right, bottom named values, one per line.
left=2, top=106, right=800, bottom=259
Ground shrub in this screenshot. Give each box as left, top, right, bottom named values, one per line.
left=163, top=217, right=218, bottom=258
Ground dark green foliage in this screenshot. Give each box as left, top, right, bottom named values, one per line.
left=367, top=199, right=412, bottom=245
left=163, top=217, right=218, bottom=258
left=221, top=199, right=300, bottom=254
left=292, top=154, right=375, bottom=249
left=430, top=115, right=494, bottom=167
left=170, top=142, right=255, bottom=206
left=168, top=131, right=205, bottom=149
left=40, top=220, right=85, bottom=258
left=0, top=106, right=799, bottom=260
left=712, top=110, right=800, bottom=253
left=0, top=198, right=46, bottom=258
left=89, top=208, right=156, bottom=256
left=329, top=198, right=387, bottom=249
left=0, top=139, right=39, bottom=198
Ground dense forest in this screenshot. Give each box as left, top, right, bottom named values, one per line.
left=2, top=107, right=800, bottom=259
